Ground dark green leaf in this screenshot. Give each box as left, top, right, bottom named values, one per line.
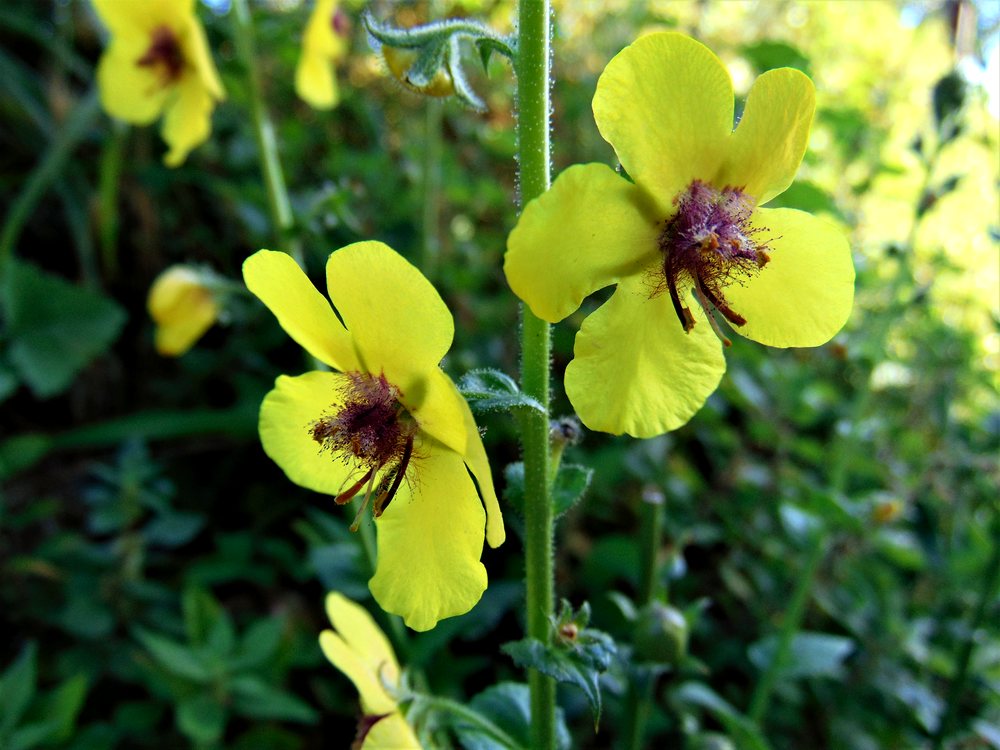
left=176, top=693, right=226, bottom=744
left=134, top=628, right=211, bottom=683
left=451, top=682, right=571, bottom=750
left=673, top=682, right=772, bottom=750
left=2, top=260, right=126, bottom=398
left=504, top=462, right=593, bottom=517
left=748, top=632, right=855, bottom=680
left=229, top=618, right=284, bottom=672
left=458, top=369, right=544, bottom=415
left=144, top=511, right=205, bottom=548
left=0, top=643, right=37, bottom=734
left=230, top=676, right=319, bottom=723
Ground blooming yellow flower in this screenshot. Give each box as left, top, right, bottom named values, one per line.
left=243, top=243, right=505, bottom=631
left=295, top=0, right=350, bottom=109
left=147, top=265, right=220, bottom=356
left=93, top=0, right=225, bottom=166
left=319, top=593, right=422, bottom=749
left=504, top=32, right=855, bottom=438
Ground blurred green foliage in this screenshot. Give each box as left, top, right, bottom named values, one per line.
left=1, top=0, right=997, bottom=748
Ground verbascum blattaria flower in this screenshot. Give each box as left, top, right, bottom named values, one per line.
left=295, top=0, right=350, bottom=109
left=93, top=0, right=225, bottom=166
left=243, top=243, right=505, bottom=631
left=504, top=32, right=855, bottom=437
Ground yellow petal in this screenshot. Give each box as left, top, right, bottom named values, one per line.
left=405, top=368, right=466, bottom=456
left=93, top=0, right=192, bottom=36
left=295, top=52, right=340, bottom=110
left=147, top=266, right=218, bottom=356
left=592, top=32, right=733, bottom=213
left=97, top=39, right=170, bottom=125
left=565, top=274, right=726, bottom=437
left=325, top=242, right=453, bottom=393
left=369, top=444, right=487, bottom=631
left=324, top=593, right=400, bottom=694
left=243, top=250, right=358, bottom=372
left=259, top=371, right=362, bottom=496
left=725, top=208, right=855, bottom=348
left=452, top=378, right=504, bottom=549
left=161, top=73, right=215, bottom=166
left=363, top=712, right=423, bottom=750
left=504, top=163, right=660, bottom=323
left=181, top=14, right=225, bottom=101
left=716, top=69, right=815, bottom=205
left=319, top=630, right=397, bottom=716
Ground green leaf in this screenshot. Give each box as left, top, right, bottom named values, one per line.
left=0, top=434, right=53, bottom=482
left=144, top=511, right=205, bottom=548
left=229, top=676, right=319, bottom=724
left=2, top=260, right=126, bottom=398
left=182, top=586, right=223, bottom=647
left=176, top=693, right=226, bottom=745
left=133, top=628, right=211, bottom=683
left=458, top=369, right=544, bottom=415
left=34, top=674, right=87, bottom=742
left=0, top=363, right=18, bottom=404
left=229, top=618, right=284, bottom=672
left=450, top=682, right=571, bottom=750
left=0, top=643, right=37, bottom=734
left=502, top=602, right=616, bottom=725
left=673, top=682, right=772, bottom=750
left=504, top=462, right=593, bottom=517
left=748, top=632, right=855, bottom=680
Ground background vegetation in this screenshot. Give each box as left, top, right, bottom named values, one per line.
left=1, top=0, right=997, bottom=748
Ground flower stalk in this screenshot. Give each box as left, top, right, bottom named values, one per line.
left=515, top=1, right=555, bottom=748
left=230, top=0, right=300, bottom=264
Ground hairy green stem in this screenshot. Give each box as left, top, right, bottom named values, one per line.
left=515, top=1, right=555, bottom=748
left=230, top=0, right=300, bottom=263
left=98, top=121, right=127, bottom=278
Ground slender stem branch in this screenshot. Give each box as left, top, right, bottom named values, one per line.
left=230, top=0, right=300, bottom=263
left=515, top=2, right=555, bottom=748
left=98, top=121, right=127, bottom=278
left=932, top=514, right=1000, bottom=748
left=417, top=696, right=527, bottom=749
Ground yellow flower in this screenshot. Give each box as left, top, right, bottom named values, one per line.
left=295, top=0, right=350, bottom=109
left=243, top=243, right=505, bottom=631
left=319, top=593, right=422, bottom=749
left=93, top=0, right=225, bottom=166
left=504, top=32, right=855, bottom=438
left=147, top=265, right=220, bottom=356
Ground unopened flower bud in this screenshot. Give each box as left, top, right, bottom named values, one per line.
left=147, top=265, right=220, bottom=356
left=634, top=601, right=688, bottom=666
left=382, top=46, right=456, bottom=97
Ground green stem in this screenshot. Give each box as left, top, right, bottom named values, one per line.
left=421, top=98, right=444, bottom=281
left=418, top=696, right=526, bottom=749
left=515, top=1, right=555, bottom=748
left=932, top=514, right=1000, bottom=748
left=0, top=88, right=101, bottom=275
left=230, top=0, right=300, bottom=263
left=98, top=121, right=127, bottom=278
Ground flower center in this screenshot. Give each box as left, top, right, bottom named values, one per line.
left=137, top=25, right=185, bottom=85
left=331, top=8, right=349, bottom=36
left=310, top=372, right=417, bottom=527
left=658, top=180, right=770, bottom=345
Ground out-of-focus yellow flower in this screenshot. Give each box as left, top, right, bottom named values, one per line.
left=296, top=0, right=350, bottom=109
left=93, top=0, right=225, bottom=166
left=243, top=243, right=505, bottom=631
left=319, top=593, right=422, bottom=749
left=147, top=265, right=220, bottom=356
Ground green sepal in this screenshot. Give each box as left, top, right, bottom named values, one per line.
left=502, top=601, right=616, bottom=726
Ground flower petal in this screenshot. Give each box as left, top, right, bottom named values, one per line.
left=97, top=39, right=170, bottom=125
left=592, top=32, right=733, bottom=213
left=406, top=368, right=466, bottom=456
left=161, top=73, right=215, bottom=166
left=324, top=592, right=400, bottom=692
left=504, top=163, right=660, bottom=323
left=564, top=275, right=726, bottom=437
left=181, top=15, right=225, bottom=101
left=147, top=267, right=218, bottom=356
left=259, top=371, right=362, bottom=496
left=243, top=250, right=358, bottom=372
left=454, top=384, right=505, bottom=549
left=93, top=0, right=191, bottom=36
left=325, top=242, right=453, bottom=390
left=369, top=444, right=487, bottom=632
left=296, top=53, right=340, bottom=110
left=725, top=208, right=854, bottom=348
left=716, top=68, right=815, bottom=205
left=319, top=630, right=396, bottom=715
left=362, top=712, right=422, bottom=750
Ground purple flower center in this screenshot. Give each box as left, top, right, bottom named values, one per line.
left=137, top=26, right=185, bottom=85
left=658, top=180, right=770, bottom=343
left=310, top=372, right=417, bottom=524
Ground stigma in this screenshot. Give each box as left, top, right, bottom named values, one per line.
left=658, top=181, right=769, bottom=345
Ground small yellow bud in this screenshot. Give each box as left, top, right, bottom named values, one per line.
left=147, top=266, right=220, bottom=357
left=872, top=499, right=905, bottom=524
left=382, top=46, right=455, bottom=97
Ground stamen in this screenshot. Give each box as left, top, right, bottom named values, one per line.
left=350, top=470, right=379, bottom=532
left=335, top=467, right=375, bottom=505
left=373, top=435, right=414, bottom=517
left=692, top=278, right=732, bottom=347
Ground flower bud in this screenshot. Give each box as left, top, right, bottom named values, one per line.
left=634, top=601, right=688, bottom=666
left=147, top=265, right=220, bottom=356
left=381, top=46, right=455, bottom=97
